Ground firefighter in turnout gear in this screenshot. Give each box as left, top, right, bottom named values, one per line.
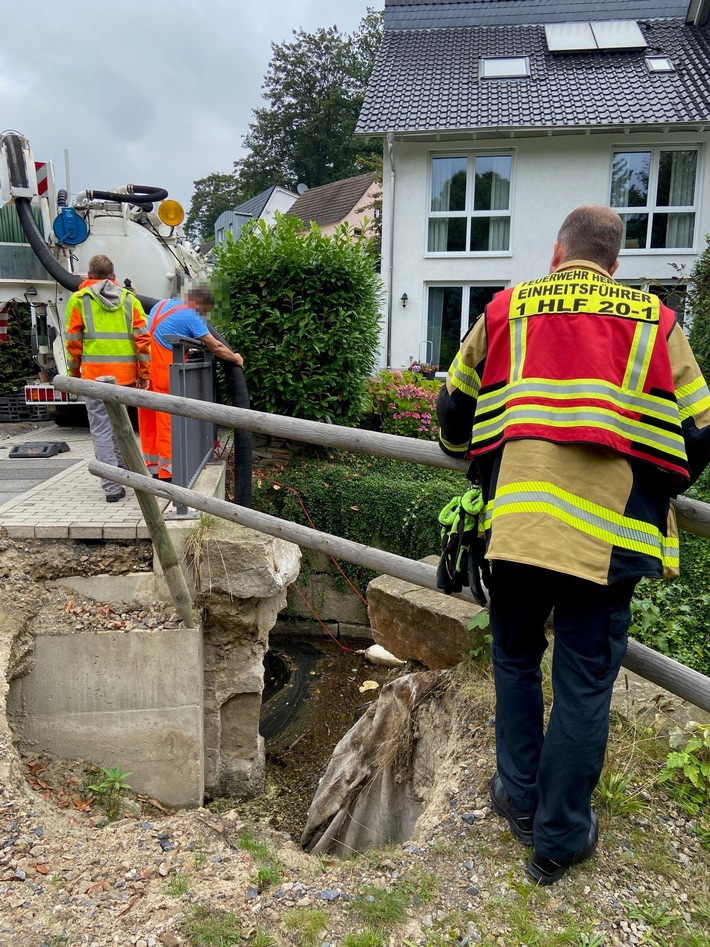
left=437, top=205, right=710, bottom=885
left=65, top=254, right=150, bottom=502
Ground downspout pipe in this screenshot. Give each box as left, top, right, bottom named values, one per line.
left=385, top=132, right=396, bottom=370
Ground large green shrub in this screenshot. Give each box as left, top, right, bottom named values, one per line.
left=253, top=449, right=465, bottom=592
left=212, top=214, right=383, bottom=424
left=0, top=302, right=35, bottom=396
left=689, top=232, right=710, bottom=381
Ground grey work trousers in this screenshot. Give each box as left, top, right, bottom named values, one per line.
left=84, top=395, right=127, bottom=497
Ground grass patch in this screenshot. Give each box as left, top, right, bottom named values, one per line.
left=165, top=870, right=192, bottom=897
left=342, top=932, right=387, bottom=947
left=351, top=885, right=409, bottom=929
left=234, top=829, right=282, bottom=891
left=181, top=904, right=240, bottom=946
left=282, top=906, right=328, bottom=946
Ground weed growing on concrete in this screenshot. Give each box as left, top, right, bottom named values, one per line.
left=85, top=765, right=132, bottom=822
left=282, top=906, right=328, bottom=946
left=181, top=904, right=240, bottom=945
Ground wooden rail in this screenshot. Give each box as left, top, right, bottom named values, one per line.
left=89, top=461, right=710, bottom=714
left=52, top=375, right=710, bottom=712
left=51, top=375, right=710, bottom=539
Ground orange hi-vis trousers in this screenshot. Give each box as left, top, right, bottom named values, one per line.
left=138, top=302, right=187, bottom=480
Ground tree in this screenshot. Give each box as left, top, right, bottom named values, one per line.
left=235, top=9, right=384, bottom=197
left=689, top=232, right=710, bottom=383
left=185, top=172, right=243, bottom=243
left=212, top=213, right=383, bottom=424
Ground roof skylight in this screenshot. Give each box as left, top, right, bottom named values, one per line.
left=480, top=56, right=530, bottom=79
left=645, top=56, right=675, bottom=72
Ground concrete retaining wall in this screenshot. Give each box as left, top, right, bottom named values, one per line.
left=7, top=628, right=204, bottom=807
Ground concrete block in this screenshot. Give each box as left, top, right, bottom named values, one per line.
left=48, top=573, right=161, bottom=605
left=200, top=520, right=301, bottom=599
left=7, top=628, right=204, bottom=807
left=287, top=574, right=368, bottom=625
left=367, top=558, right=486, bottom=670
left=272, top=618, right=340, bottom=639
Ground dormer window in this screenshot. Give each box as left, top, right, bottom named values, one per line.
left=645, top=56, right=675, bottom=73
left=480, top=57, right=530, bottom=79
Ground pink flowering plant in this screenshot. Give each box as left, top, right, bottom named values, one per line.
left=366, top=369, right=441, bottom=440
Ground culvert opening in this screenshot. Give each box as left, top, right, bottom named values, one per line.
left=227, top=633, right=400, bottom=836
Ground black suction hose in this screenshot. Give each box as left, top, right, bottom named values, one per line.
left=208, top=323, right=253, bottom=509
left=85, top=185, right=169, bottom=204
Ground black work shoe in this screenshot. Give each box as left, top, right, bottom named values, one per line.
left=490, top=773, right=535, bottom=845
left=526, top=812, right=599, bottom=885
left=106, top=488, right=126, bottom=503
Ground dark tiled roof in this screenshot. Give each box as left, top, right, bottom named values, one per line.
left=234, top=186, right=277, bottom=218
left=385, top=1, right=691, bottom=30
left=285, top=173, right=378, bottom=228
left=357, top=18, right=710, bottom=133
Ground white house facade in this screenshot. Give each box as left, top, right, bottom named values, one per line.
left=358, top=0, right=710, bottom=371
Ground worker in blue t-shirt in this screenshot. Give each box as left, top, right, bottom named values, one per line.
left=137, top=284, right=243, bottom=481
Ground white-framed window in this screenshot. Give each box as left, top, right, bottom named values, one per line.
left=428, top=153, right=513, bottom=254
left=425, top=284, right=506, bottom=370
left=610, top=147, right=700, bottom=251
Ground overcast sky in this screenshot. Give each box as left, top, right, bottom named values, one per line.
left=0, top=0, right=383, bottom=212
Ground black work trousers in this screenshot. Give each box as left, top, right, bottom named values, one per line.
left=488, top=560, right=637, bottom=860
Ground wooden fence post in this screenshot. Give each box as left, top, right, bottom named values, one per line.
left=96, top=376, right=196, bottom=629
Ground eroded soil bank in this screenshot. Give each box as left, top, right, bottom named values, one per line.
left=2, top=536, right=710, bottom=947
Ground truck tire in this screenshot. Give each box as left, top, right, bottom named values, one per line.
left=50, top=405, right=88, bottom=427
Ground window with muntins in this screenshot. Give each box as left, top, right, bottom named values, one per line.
left=429, top=154, right=512, bottom=253
left=610, top=148, right=699, bottom=250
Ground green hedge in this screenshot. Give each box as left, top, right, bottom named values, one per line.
left=253, top=449, right=465, bottom=591
left=630, top=467, right=710, bottom=676
left=0, top=302, right=35, bottom=396
left=212, top=214, right=382, bottom=425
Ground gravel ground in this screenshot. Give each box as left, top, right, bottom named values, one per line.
left=1, top=538, right=710, bottom=946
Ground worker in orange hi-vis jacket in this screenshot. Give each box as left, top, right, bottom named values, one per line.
left=65, top=253, right=150, bottom=502
left=138, top=284, right=243, bottom=482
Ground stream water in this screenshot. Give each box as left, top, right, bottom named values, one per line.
left=234, top=633, right=397, bottom=838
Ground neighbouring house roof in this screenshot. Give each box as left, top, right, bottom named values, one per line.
left=234, top=186, right=278, bottom=218
left=357, top=14, right=710, bottom=134
left=285, top=173, right=379, bottom=228
left=384, top=0, right=692, bottom=30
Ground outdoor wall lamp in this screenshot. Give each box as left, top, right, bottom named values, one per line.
left=400, top=292, right=408, bottom=308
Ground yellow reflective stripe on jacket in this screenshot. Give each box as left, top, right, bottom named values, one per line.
left=623, top=319, right=658, bottom=392
left=471, top=403, right=687, bottom=459
left=476, top=377, right=680, bottom=424
left=483, top=480, right=679, bottom=568
left=79, top=292, right=138, bottom=363
left=676, top=375, right=710, bottom=421
left=449, top=351, right=481, bottom=399
left=511, top=315, right=527, bottom=383
left=439, top=433, right=469, bottom=455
